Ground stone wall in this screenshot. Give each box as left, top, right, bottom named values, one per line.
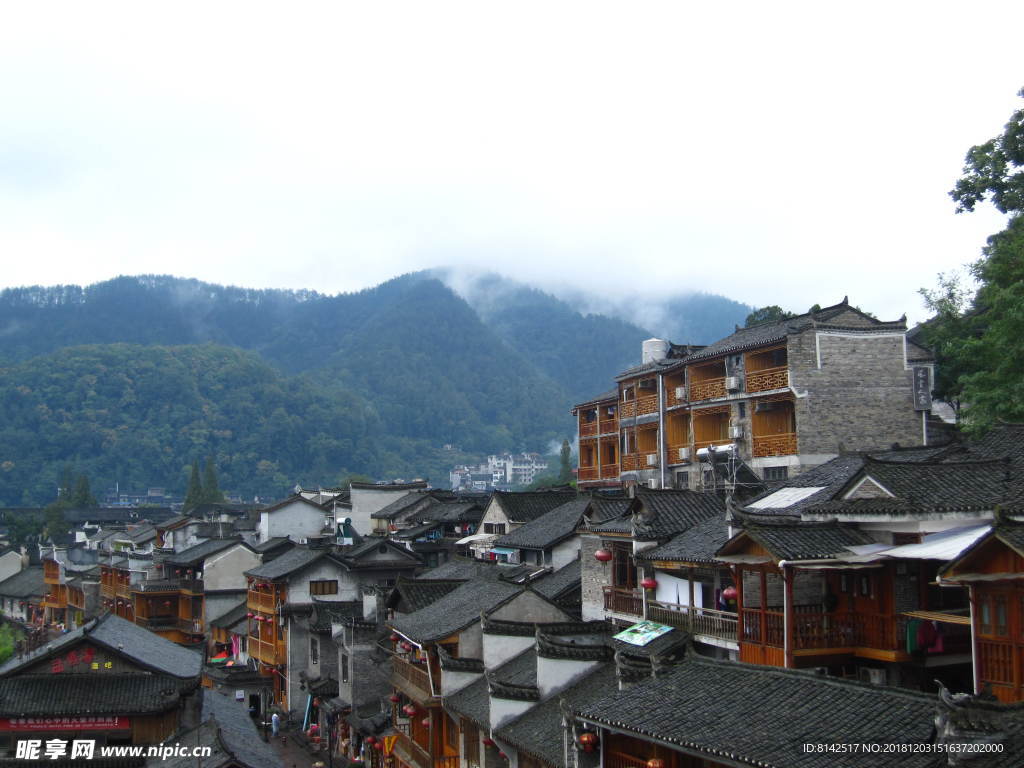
left=789, top=329, right=922, bottom=456
left=579, top=534, right=608, bottom=621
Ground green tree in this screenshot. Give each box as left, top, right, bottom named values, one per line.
left=184, top=460, right=203, bottom=511
left=43, top=500, right=69, bottom=540
left=744, top=306, right=794, bottom=327
left=69, top=474, right=97, bottom=507
left=558, top=439, right=573, bottom=484
left=920, top=87, right=1024, bottom=433
left=201, top=456, right=224, bottom=504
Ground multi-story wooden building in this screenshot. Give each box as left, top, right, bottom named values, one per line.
left=575, top=299, right=935, bottom=490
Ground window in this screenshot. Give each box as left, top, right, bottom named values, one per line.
left=309, top=580, right=338, bottom=596
left=484, top=523, right=506, bottom=535
left=310, top=636, right=319, bottom=665
left=763, top=466, right=788, bottom=482
left=703, top=469, right=716, bottom=490
left=341, top=653, right=350, bottom=683
left=611, top=542, right=637, bottom=589
left=674, top=471, right=689, bottom=490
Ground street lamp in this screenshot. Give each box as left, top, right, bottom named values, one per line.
left=261, top=687, right=271, bottom=742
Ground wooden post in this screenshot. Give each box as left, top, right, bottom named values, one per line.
left=760, top=566, right=768, bottom=646
left=784, top=565, right=794, bottom=669
left=688, top=567, right=696, bottom=632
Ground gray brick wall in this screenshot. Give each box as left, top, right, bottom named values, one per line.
left=789, top=330, right=921, bottom=455
left=579, top=534, right=608, bottom=621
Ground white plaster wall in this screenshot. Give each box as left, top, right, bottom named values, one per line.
left=482, top=633, right=534, bottom=671
left=0, top=552, right=23, bottom=584
left=551, top=538, right=581, bottom=570
left=261, top=501, right=328, bottom=542
left=286, top=560, right=357, bottom=604
left=203, top=545, right=261, bottom=591
left=536, top=656, right=600, bottom=700
left=349, top=488, right=414, bottom=535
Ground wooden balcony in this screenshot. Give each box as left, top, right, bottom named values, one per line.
left=577, top=466, right=598, bottom=482
left=100, top=583, right=114, bottom=599
left=752, top=432, right=798, bottom=458
left=636, top=393, right=658, bottom=415
left=603, top=586, right=642, bottom=617
left=599, top=418, right=618, bottom=434
left=135, top=578, right=204, bottom=594
left=666, top=385, right=686, bottom=408
left=647, top=601, right=737, bottom=644
left=600, top=465, right=619, bottom=479
left=605, top=750, right=648, bottom=768
left=115, top=583, right=131, bottom=599
left=977, top=640, right=1023, bottom=702
left=689, top=377, right=726, bottom=401
left=621, top=453, right=641, bottom=472
left=392, top=654, right=436, bottom=701
left=580, top=420, right=598, bottom=437
left=392, top=730, right=431, bottom=768
left=740, top=609, right=784, bottom=647
left=247, top=591, right=277, bottom=612
left=746, top=366, right=789, bottom=393
left=248, top=637, right=285, bottom=665
left=620, top=400, right=636, bottom=418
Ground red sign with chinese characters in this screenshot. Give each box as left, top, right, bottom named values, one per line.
left=0, top=716, right=130, bottom=731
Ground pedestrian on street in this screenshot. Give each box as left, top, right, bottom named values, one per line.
left=272, top=711, right=280, bottom=738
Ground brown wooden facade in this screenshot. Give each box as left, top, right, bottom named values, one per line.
left=246, top=577, right=288, bottom=707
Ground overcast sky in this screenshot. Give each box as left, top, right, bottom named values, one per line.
left=0, top=2, right=1020, bottom=323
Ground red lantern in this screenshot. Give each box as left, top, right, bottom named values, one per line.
left=647, top=760, right=665, bottom=768
left=401, top=642, right=413, bottom=652
left=594, top=549, right=613, bottom=563
left=499, top=752, right=508, bottom=760
left=390, top=633, right=399, bottom=643
left=640, top=577, right=658, bottom=590
left=421, top=717, right=430, bottom=728
left=579, top=732, right=598, bottom=752
left=247, top=613, right=254, bottom=619
left=402, top=704, right=415, bottom=717
left=482, top=738, right=495, bottom=748
left=365, top=736, right=376, bottom=746
left=722, top=586, right=738, bottom=600
left=388, top=694, right=400, bottom=703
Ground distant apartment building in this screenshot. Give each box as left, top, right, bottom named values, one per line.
left=450, top=453, right=549, bottom=491
left=574, top=298, right=935, bottom=491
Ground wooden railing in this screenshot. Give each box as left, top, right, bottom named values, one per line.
left=647, top=601, right=737, bottom=643
left=136, top=578, right=204, bottom=593
left=435, top=757, right=460, bottom=768
left=393, top=730, right=432, bottom=768
left=746, top=366, right=789, bottom=393
left=599, top=418, right=618, bottom=434
left=636, top=393, right=659, bottom=415
left=247, top=592, right=277, bottom=612
left=577, top=466, right=598, bottom=481
left=753, top=432, right=798, bottom=458
left=666, top=384, right=686, bottom=407
left=620, top=400, right=636, bottom=418
left=690, top=377, right=726, bottom=401
left=977, top=640, right=1014, bottom=685
left=248, top=637, right=283, bottom=665
left=666, top=443, right=692, bottom=464
left=741, top=609, right=784, bottom=647
left=621, top=454, right=641, bottom=471
left=392, top=654, right=435, bottom=698
left=600, top=465, right=619, bottom=479
left=603, top=586, right=642, bottom=617
left=605, top=750, right=648, bottom=768
left=580, top=421, right=598, bottom=437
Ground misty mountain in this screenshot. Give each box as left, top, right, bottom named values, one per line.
left=0, top=271, right=752, bottom=503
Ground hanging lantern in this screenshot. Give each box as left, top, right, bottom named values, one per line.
left=722, top=586, right=738, bottom=600
left=401, top=642, right=413, bottom=652
left=640, top=577, right=658, bottom=590
left=247, top=613, right=254, bottom=619
left=482, top=738, right=496, bottom=748
left=579, top=732, right=598, bottom=752
left=420, top=717, right=430, bottom=728
left=594, top=549, right=613, bottom=563
left=647, top=760, right=665, bottom=768
left=388, top=694, right=401, bottom=704
left=390, top=633, right=399, bottom=643
left=498, top=751, right=508, bottom=760
left=364, top=736, right=376, bottom=746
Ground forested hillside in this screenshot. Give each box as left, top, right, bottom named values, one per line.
left=0, top=272, right=750, bottom=504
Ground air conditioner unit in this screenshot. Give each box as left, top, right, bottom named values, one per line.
left=674, top=386, right=685, bottom=400
left=725, top=376, right=740, bottom=391
left=647, top=479, right=659, bottom=489
left=858, top=667, right=886, bottom=686
left=677, top=447, right=691, bottom=462
left=729, top=425, right=744, bottom=439
left=645, top=454, right=658, bottom=467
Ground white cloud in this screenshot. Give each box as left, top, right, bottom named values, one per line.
left=0, top=1, right=1019, bottom=322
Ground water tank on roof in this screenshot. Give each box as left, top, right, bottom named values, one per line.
left=642, top=338, right=669, bottom=364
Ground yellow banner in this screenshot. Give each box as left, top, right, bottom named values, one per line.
left=383, top=734, right=399, bottom=755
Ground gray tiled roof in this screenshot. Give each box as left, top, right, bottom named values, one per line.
left=244, top=546, right=329, bottom=580
left=252, top=536, right=292, bottom=553
left=853, top=457, right=1021, bottom=509
left=575, top=653, right=939, bottom=768
left=742, top=454, right=867, bottom=515
left=370, top=491, right=426, bottom=519
left=633, top=489, right=724, bottom=540
left=493, top=498, right=590, bottom=550
left=391, top=577, right=465, bottom=613
left=725, top=519, right=875, bottom=561
left=497, top=664, right=617, bottom=766
left=164, top=537, right=246, bottom=567
left=417, top=558, right=500, bottom=581
left=0, top=567, right=44, bottom=599
left=532, top=559, right=582, bottom=600
left=199, top=690, right=285, bottom=768
left=572, top=388, right=619, bottom=409
left=390, top=579, right=522, bottom=643
left=208, top=602, right=248, bottom=630
left=588, top=497, right=634, bottom=524
left=492, top=490, right=579, bottom=524
left=0, top=674, right=183, bottom=716
left=636, top=515, right=730, bottom=563
left=443, top=647, right=538, bottom=728
left=420, top=501, right=484, bottom=523
left=0, top=613, right=203, bottom=680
